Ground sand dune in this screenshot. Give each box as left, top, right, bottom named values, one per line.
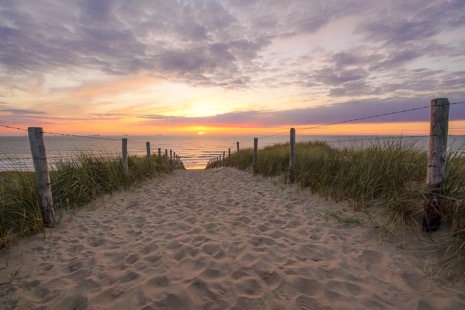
left=1, top=168, right=464, bottom=309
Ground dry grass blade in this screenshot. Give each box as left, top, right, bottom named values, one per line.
left=211, top=137, right=465, bottom=283
left=0, top=152, right=183, bottom=250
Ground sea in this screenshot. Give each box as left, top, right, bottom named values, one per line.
left=1, top=134, right=464, bottom=171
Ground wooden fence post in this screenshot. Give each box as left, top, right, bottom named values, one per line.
left=223, top=151, right=225, bottom=166
left=253, top=137, right=258, bottom=165
left=228, top=148, right=231, bottom=166
left=122, top=138, right=129, bottom=175
left=158, top=148, right=162, bottom=158
left=237, top=142, right=240, bottom=153
left=290, top=128, right=296, bottom=183
left=28, top=127, right=56, bottom=227
left=165, top=149, right=168, bottom=158
left=423, top=98, right=450, bottom=232
left=146, top=142, right=151, bottom=166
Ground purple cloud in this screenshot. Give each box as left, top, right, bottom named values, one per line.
left=0, top=0, right=464, bottom=100
left=140, top=98, right=465, bottom=128
left=2, top=109, right=46, bottom=115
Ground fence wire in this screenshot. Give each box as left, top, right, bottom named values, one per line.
left=1, top=100, right=464, bottom=166
left=0, top=125, right=184, bottom=171
left=209, top=100, right=465, bottom=161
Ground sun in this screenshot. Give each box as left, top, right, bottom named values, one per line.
left=197, top=132, right=205, bottom=135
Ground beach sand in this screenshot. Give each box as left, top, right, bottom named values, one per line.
left=1, top=168, right=464, bottom=309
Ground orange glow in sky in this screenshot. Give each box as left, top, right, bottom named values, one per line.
left=0, top=1, right=464, bottom=136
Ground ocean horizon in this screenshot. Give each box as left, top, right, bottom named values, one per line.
left=1, top=134, right=464, bottom=171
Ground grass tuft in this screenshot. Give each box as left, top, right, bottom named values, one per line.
left=432, top=229, right=465, bottom=285
left=208, top=138, right=465, bottom=282
left=0, top=153, right=182, bottom=248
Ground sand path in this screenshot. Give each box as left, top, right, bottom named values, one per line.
left=1, top=168, right=464, bottom=309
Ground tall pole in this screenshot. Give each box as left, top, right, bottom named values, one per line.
left=289, top=128, right=296, bottom=183
left=146, top=142, right=151, bottom=166
left=28, top=127, right=56, bottom=227
left=423, top=98, right=450, bottom=232
left=253, top=138, right=258, bottom=165
left=122, top=138, right=128, bottom=175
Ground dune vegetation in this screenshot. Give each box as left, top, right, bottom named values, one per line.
left=207, top=139, right=465, bottom=284
left=0, top=153, right=183, bottom=249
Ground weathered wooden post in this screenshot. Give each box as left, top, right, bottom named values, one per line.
left=122, top=138, right=129, bottom=175
left=228, top=148, right=231, bottom=166
left=423, top=98, right=450, bottom=232
left=289, top=128, right=296, bottom=183
left=253, top=137, right=258, bottom=165
left=165, top=149, right=168, bottom=158
left=223, top=151, right=225, bottom=166
left=170, top=149, right=173, bottom=164
left=28, top=127, right=56, bottom=227
left=146, top=142, right=151, bottom=166
left=158, top=148, right=162, bottom=158
left=237, top=142, right=240, bottom=153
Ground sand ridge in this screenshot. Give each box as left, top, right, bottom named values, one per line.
left=1, top=167, right=465, bottom=309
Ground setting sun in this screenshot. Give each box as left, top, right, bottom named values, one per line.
left=0, top=1, right=463, bottom=138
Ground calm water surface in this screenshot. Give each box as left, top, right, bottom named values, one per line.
left=1, top=134, right=464, bottom=170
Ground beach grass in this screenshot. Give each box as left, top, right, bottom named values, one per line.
left=0, top=153, right=182, bottom=249
left=209, top=139, right=428, bottom=208
left=208, top=138, right=465, bottom=282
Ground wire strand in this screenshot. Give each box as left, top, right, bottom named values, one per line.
left=2, top=100, right=464, bottom=164
left=0, top=124, right=28, bottom=132
left=299, top=104, right=432, bottom=132
left=0, top=124, right=149, bottom=144
left=222, top=100, right=465, bottom=153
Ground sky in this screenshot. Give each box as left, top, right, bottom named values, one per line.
left=1, top=0, right=464, bottom=136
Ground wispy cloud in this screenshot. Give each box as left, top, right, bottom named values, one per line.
left=0, top=0, right=464, bottom=134
left=2, top=0, right=463, bottom=90
left=2, top=108, right=46, bottom=115
left=141, top=98, right=465, bottom=127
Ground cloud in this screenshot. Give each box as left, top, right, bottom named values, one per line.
left=2, top=108, right=46, bottom=115
left=78, top=0, right=115, bottom=22
left=89, top=113, right=126, bottom=120
left=0, top=0, right=264, bottom=86
left=317, top=67, right=369, bottom=86
left=356, top=1, right=465, bottom=47
left=0, top=107, right=49, bottom=127
left=140, top=98, right=465, bottom=128
left=0, top=0, right=464, bottom=102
